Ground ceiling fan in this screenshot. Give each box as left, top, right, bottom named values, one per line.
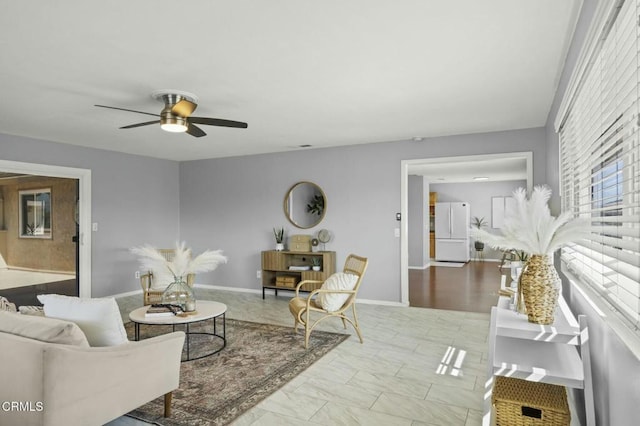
left=95, top=90, right=247, bottom=138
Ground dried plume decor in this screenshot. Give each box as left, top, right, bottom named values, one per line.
left=131, top=241, right=227, bottom=312
left=472, top=186, right=587, bottom=324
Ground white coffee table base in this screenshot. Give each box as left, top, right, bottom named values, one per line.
left=129, top=300, right=227, bottom=362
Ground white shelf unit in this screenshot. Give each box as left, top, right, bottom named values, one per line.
left=484, top=296, right=595, bottom=425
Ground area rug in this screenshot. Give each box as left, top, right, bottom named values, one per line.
left=125, top=319, right=348, bottom=425
left=431, top=261, right=466, bottom=267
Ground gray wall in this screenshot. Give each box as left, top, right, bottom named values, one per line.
left=430, top=180, right=527, bottom=260
left=544, top=0, right=640, bottom=424
left=0, top=133, right=180, bottom=297
left=180, top=127, right=547, bottom=303
left=408, top=175, right=428, bottom=268
left=0, top=125, right=547, bottom=302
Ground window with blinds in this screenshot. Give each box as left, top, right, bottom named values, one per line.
left=558, top=0, right=640, bottom=327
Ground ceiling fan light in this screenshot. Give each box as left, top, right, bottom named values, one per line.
left=161, top=122, right=188, bottom=133
left=160, top=114, right=187, bottom=133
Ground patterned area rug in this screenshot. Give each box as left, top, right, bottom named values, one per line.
left=125, top=319, right=348, bottom=425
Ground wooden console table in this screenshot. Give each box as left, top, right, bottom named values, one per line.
left=484, top=295, right=595, bottom=425
left=260, top=250, right=336, bottom=299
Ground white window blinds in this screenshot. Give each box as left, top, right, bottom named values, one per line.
left=558, top=0, right=640, bottom=327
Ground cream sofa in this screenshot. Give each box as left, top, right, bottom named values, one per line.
left=0, top=311, right=185, bottom=426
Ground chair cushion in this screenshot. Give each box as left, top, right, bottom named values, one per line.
left=0, top=310, right=89, bottom=347
left=289, top=296, right=322, bottom=317
left=37, top=294, right=128, bottom=347
left=317, top=272, right=359, bottom=312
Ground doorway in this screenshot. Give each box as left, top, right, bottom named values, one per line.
left=0, top=174, right=79, bottom=306
left=400, top=152, right=532, bottom=308
left=0, top=160, right=91, bottom=301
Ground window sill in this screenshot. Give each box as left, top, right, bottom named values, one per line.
left=561, top=264, right=640, bottom=362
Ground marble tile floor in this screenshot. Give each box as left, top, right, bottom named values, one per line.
left=108, top=288, right=490, bottom=426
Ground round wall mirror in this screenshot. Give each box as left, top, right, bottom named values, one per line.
left=284, top=181, right=326, bottom=229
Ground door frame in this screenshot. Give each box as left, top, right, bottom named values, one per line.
left=400, top=152, right=532, bottom=306
left=0, top=159, right=92, bottom=297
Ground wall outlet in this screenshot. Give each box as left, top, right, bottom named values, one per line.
left=256, top=270, right=261, bottom=279
left=394, top=228, right=400, bottom=238
left=92, top=222, right=98, bottom=232
left=134, top=271, right=140, bottom=279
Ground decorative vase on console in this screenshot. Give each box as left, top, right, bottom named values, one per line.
left=471, top=186, right=588, bottom=324
left=519, top=254, right=562, bottom=324
left=274, top=227, right=285, bottom=251
left=311, top=257, right=321, bottom=271
left=508, top=251, right=528, bottom=313
left=131, top=241, right=227, bottom=313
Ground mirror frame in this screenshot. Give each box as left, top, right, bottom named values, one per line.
left=283, top=181, right=327, bottom=229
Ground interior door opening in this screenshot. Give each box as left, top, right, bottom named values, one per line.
left=0, top=159, right=91, bottom=304
left=401, top=152, right=532, bottom=311
left=0, top=173, right=79, bottom=306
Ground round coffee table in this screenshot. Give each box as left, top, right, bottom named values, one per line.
left=129, top=300, right=227, bottom=361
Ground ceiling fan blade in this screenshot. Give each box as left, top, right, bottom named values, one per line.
left=189, top=117, right=248, bottom=128
left=95, top=104, right=159, bottom=118
left=186, top=123, right=207, bottom=137
left=171, top=99, right=197, bottom=117
left=120, top=120, right=160, bottom=129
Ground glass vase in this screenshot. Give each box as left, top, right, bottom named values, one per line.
left=161, top=278, right=196, bottom=312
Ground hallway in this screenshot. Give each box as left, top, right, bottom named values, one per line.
left=409, top=261, right=501, bottom=313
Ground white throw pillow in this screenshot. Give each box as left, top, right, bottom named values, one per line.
left=37, top=294, right=128, bottom=347
left=0, top=310, right=89, bottom=347
left=317, top=272, right=359, bottom=312
left=150, top=269, right=175, bottom=290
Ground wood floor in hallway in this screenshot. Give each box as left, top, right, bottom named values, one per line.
left=409, top=261, right=501, bottom=313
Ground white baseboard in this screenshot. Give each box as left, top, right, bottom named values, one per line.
left=357, top=298, right=407, bottom=307
left=112, top=289, right=143, bottom=299
left=194, top=283, right=263, bottom=295
left=113, top=283, right=407, bottom=307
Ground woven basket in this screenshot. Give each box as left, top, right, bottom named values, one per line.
left=519, top=254, right=560, bottom=324
left=492, top=376, right=570, bottom=426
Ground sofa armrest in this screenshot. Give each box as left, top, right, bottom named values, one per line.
left=42, top=331, right=185, bottom=426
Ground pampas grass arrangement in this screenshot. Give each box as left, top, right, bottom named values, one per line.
left=131, top=241, right=227, bottom=283
left=471, top=185, right=588, bottom=255
left=472, top=186, right=588, bottom=324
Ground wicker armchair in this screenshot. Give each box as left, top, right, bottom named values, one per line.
left=140, top=248, right=195, bottom=305
left=288, top=254, right=368, bottom=348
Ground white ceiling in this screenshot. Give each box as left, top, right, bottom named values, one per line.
left=409, top=156, right=528, bottom=183
left=0, top=0, right=581, bottom=162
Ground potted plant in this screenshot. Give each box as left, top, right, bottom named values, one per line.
left=306, top=194, right=324, bottom=216
left=273, top=227, right=285, bottom=251
left=471, top=216, right=487, bottom=251
left=471, top=186, right=587, bottom=324
left=310, top=257, right=321, bottom=271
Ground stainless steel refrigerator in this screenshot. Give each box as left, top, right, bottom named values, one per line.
left=434, top=202, right=470, bottom=262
